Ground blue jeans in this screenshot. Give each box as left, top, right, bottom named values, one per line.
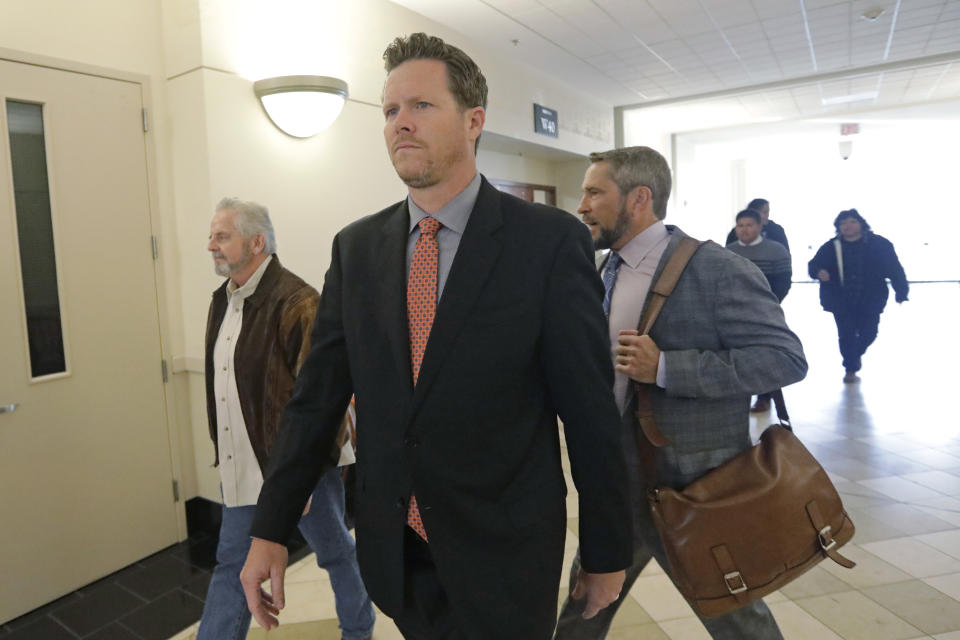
left=197, top=467, right=375, bottom=640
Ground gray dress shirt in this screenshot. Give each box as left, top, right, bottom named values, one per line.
left=405, top=172, right=482, bottom=301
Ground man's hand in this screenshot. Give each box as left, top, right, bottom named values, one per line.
left=570, top=569, right=626, bottom=619
left=816, top=269, right=830, bottom=282
left=240, top=538, right=289, bottom=630
left=615, top=330, right=660, bottom=383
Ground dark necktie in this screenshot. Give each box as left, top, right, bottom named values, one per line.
left=601, top=251, right=623, bottom=317
left=406, top=217, right=441, bottom=540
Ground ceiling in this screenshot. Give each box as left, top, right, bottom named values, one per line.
left=390, top=0, right=960, bottom=131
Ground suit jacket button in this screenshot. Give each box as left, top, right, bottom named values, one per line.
left=395, top=498, right=405, bottom=510
left=404, top=437, right=419, bottom=447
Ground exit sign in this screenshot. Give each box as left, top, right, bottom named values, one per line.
left=534, top=104, right=558, bottom=138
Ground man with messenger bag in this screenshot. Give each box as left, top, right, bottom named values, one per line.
left=556, top=146, right=822, bottom=640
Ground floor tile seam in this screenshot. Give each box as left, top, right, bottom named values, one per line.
left=49, top=613, right=83, bottom=639
left=852, top=479, right=953, bottom=500
left=863, top=535, right=960, bottom=563
left=116, top=589, right=205, bottom=638
left=0, top=596, right=80, bottom=634
left=55, top=584, right=200, bottom=637
left=107, top=579, right=153, bottom=605
left=115, top=576, right=205, bottom=606
left=788, top=589, right=926, bottom=637
left=79, top=616, right=149, bottom=640
left=923, top=577, right=960, bottom=601
left=847, top=576, right=948, bottom=591
left=910, top=566, right=960, bottom=579
left=112, top=618, right=149, bottom=640
left=854, top=576, right=960, bottom=605
left=165, top=551, right=211, bottom=573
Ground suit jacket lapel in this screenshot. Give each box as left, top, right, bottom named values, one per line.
left=409, top=179, right=504, bottom=416
left=377, top=200, right=414, bottom=388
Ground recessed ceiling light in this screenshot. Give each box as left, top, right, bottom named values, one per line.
left=861, top=7, right=885, bottom=21
left=821, top=91, right=879, bottom=106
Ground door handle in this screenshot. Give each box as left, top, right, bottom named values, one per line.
left=0, top=403, right=18, bottom=415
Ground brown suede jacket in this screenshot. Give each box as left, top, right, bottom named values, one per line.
left=204, top=256, right=328, bottom=472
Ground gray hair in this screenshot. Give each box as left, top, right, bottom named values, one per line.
left=588, top=146, right=672, bottom=220
left=215, top=197, right=277, bottom=254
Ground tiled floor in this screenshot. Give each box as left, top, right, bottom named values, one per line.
left=0, top=534, right=217, bottom=640
left=10, top=282, right=960, bottom=640
left=1, top=528, right=311, bottom=639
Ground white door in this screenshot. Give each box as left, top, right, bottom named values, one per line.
left=0, top=58, right=178, bottom=623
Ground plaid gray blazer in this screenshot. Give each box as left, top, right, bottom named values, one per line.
left=621, top=226, right=807, bottom=489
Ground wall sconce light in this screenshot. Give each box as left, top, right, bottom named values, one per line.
left=253, top=75, right=349, bottom=138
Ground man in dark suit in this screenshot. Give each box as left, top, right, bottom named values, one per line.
left=725, top=198, right=789, bottom=252
left=239, top=32, right=632, bottom=640
left=555, top=147, right=807, bottom=640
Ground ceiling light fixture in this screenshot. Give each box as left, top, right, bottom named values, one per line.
left=253, top=75, right=349, bottom=138
left=861, top=7, right=885, bottom=21
left=821, top=91, right=879, bottom=106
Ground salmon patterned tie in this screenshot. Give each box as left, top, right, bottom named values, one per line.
left=406, top=216, right=442, bottom=541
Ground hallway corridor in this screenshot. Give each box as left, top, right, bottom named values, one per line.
left=5, top=282, right=959, bottom=640
left=215, top=282, right=960, bottom=640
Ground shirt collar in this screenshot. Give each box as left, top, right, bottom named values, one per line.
left=737, top=236, right=764, bottom=247
left=407, top=172, right=481, bottom=235
left=226, top=254, right=273, bottom=303
left=617, top=221, right=669, bottom=269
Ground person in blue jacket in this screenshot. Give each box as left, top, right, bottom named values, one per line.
left=808, top=209, right=908, bottom=383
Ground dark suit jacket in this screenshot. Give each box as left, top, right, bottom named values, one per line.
left=251, top=178, right=632, bottom=639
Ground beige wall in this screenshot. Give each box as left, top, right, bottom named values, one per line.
left=0, top=0, right=616, bottom=507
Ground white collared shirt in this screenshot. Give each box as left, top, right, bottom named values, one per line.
left=607, top=222, right=671, bottom=414
left=212, top=255, right=272, bottom=507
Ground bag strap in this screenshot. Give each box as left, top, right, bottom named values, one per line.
left=770, top=389, right=792, bottom=431
left=637, top=237, right=702, bottom=335
left=806, top=500, right=856, bottom=568
left=633, top=237, right=704, bottom=450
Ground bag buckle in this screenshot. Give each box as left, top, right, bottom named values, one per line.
left=818, top=525, right=837, bottom=552
left=723, top=571, right=747, bottom=595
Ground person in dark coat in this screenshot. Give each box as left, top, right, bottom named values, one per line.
left=808, top=209, right=908, bottom=382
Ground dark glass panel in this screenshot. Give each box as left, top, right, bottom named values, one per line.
left=6, top=100, right=66, bottom=377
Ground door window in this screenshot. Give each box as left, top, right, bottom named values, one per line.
left=6, top=100, right=66, bottom=378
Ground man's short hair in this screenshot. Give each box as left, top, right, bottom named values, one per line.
left=747, top=198, right=769, bottom=211
left=736, top=209, right=761, bottom=224
left=216, top=197, right=277, bottom=254
left=383, top=33, right=488, bottom=113
left=588, top=146, right=672, bottom=220
left=833, top=208, right=872, bottom=233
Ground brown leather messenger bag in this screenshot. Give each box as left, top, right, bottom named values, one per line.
left=633, top=237, right=856, bottom=618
